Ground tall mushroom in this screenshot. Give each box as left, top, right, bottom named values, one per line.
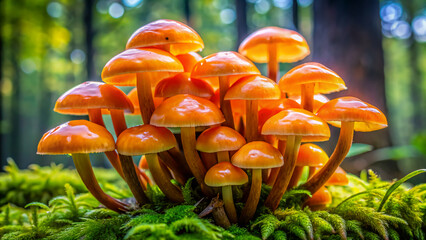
left=150, top=94, right=225, bottom=196
left=191, top=51, right=260, bottom=128
left=301, top=97, right=387, bottom=195
left=238, top=27, right=310, bottom=82
left=232, top=141, right=283, bottom=224
left=261, top=109, right=330, bottom=210
left=37, top=120, right=129, bottom=212
left=205, top=162, right=248, bottom=224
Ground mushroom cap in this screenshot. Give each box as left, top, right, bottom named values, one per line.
left=261, top=108, right=330, bottom=142
left=211, top=89, right=245, bottom=115
left=191, top=51, right=260, bottom=78
left=150, top=94, right=225, bottom=127
left=306, top=187, right=332, bottom=206
left=296, top=143, right=329, bottom=167
left=116, top=124, right=177, bottom=155
left=54, top=81, right=134, bottom=115
left=279, top=62, right=346, bottom=94
left=126, top=19, right=204, bottom=55
left=231, top=141, right=284, bottom=169
left=154, top=73, right=214, bottom=98
left=316, top=96, right=388, bottom=132
left=325, top=167, right=349, bottom=186
left=138, top=155, right=149, bottom=170
left=176, top=52, right=203, bottom=72
left=196, top=126, right=246, bottom=153
left=224, top=75, right=281, bottom=100
left=291, top=94, right=329, bottom=113
left=204, top=162, right=248, bottom=187
left=238, top=26, right=310, bottom=63
left=37, top=120, right=115, bottom=155
left=258, top=98, right=301, bottom=110
left=101, top=48, right=183, bottom=86
left=127, top=88, right=164, bottom=115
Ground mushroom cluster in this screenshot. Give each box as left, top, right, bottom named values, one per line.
left=37, top=20, right=388, bottom=225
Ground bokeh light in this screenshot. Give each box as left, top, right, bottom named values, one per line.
left=122, top=0, right=143, bottom=8
left=70, top=49, right=86, bottom=64
left=109, top=2, right=125, bottom=18
left=47, top=2, right=63, bottom=18
left=220, top=8, right=236, bottom=24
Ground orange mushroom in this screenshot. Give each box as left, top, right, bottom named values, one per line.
left=305, top=187, right=332, bottom=211
left=302, top=97, right=387, bottom=195
left=205, top=162, right=248, bottom=223
left=261, top=109, right=330, bottom=211
left=37, top=120, right=130, bottom=212
left=225, top=75, right=281, bottom=142
left=191, top=51, right=260, bottom=128
left=211, top=89, right=245, bottom=132
left=290, top=94, right=330, bottom=114
left=155, top=73, right=214, bottom=99
left=325, top=167, right=349, bottom=186
left=176, top=52, right=203, bottom=72
left=239, top=27, right=310, bottom=82
left=127, top=88, right=164, bottom=116
left=232, top=141, right=283, bottom=224
left=279, top=62, right=346, bottom=112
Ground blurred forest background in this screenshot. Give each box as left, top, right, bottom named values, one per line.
left=0, top=0, right=425, bottom=182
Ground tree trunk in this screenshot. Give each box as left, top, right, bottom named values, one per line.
left=183, top=0, right=192, bottom=26
left=0, top=0, right=4, bottom=167
left=292, top=0, right=298, bottom=30
left=84, top=0, right=95, bottom=81
left=313, top=0, right=391, bottom=148
left=235, top=0, right=248, bottom=48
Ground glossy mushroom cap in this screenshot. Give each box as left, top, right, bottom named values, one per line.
left=196, top=126, right=246, bottom=153
left=316, top=96, right=388, bottom=132
left=37, top=120, right=115, bottom=155
left=138, top=155, right=149, bottom=170
left=238, top=26, right=310, bottom=63
left=54, top=81, right=134, bottom=115
left=150, top=94, right=225, bottom=127
left=116, top=124, right=177, bottom=155
left=126, top=19, right=204, bottom=55
left=261, top=108, right=330, bottom=142
left=127, top=88, right=164, bottom=115
left=279, top=62, right=346, bottom=94
left=154, top=73, right=214, bottom=98
left=101, top=48, right=183, bottom=86
left=325, top=167, right=349, bottom=186
left=224, top=75, right=281, bottom=100
left=297, top=144, right=329, bottom=167
left=232, top=141, right=284, bottom=169
left=306, top=187, right=332, bottom=206
left=204, top=162, right=248, bottom=187
left=291, top=94, right=329, bottom=113
left=176, top=52, right=203, bottom=72
left=258, top=98, right=301, bottom=130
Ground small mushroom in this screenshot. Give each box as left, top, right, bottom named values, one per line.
left=324, top=166, right=349, bottom=186
left=305, top=187, right=332, bottom=211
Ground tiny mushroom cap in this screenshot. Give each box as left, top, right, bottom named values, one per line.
left=37, top=120, right=115, bottom=155
left=154, top=73, right=214, bottom=98
left=150, top=94, right=225, bottom=127
left=127, top=88, right=164, bottom=115
left=101, top=48, right=183, bottom=86
left=176, top=52, right=203, bottom=72
left=297, top=143, right=329, bottom=167
left=279, top=62, right=347, bottom=94
left=116, top=124, right=177, bottom=156
left=54, top=81, right=134, bottom=115
left=291, top=94, right=329, bottom=113
left=238, top=26, right=310, bottom=63
left=306, top=187, right=332, bottom=206
left=196, top=126, right=246, bottom=153
left=224, top=75, right=281, bottom=100
left=261, top=108, right=330, bottom=142
left=204, top=162, right=248, bottom=187
left=316, top=96, right=388, bottom=132
left=126, top=19, right=204, bottom=55
left=325, top=167, right=349, bottom=186
left=232, top=141, right=284, bottom=169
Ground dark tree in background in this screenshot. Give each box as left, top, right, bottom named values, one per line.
left=0, top=0, right=4, bottom=166
left=235, top=0, right=248, bottom=47
left=84, top=0, right=95, bottom=81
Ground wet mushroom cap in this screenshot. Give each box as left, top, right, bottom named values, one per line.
left=238, top=26, right=310, bottom=63
left=116, top=124, right=177, bottom=155
left=101, top=48, right=183, bottom=86
left=325, top=167, right=349, bottom=186
left=196, top=126, right=246, bottom=153
left=261, top=108, right=330, bottom=142
left=224, top=75, right=281, bottom=100
left=279, top=62, right=346, bottom=94
left=204, top=162, right=248, bottom=187
left=127, top=88, right=164, bottom=115
left=37, top=120, right=115, bottom=155
left=54, top=81, right=134, bottom=115
left=126, top=19, right=204, bottom=55
left=154, top=73, right=214, bottom=98
left=316, top=96, right=388, bottom=132
left=297, top=143, right=329, bottom=167
left=306, top=187, right=332, bottom=206
left=176, top=52, right=203, bottom=72
left=150, top=94, right=225, bottom=127
left=258, top=99, right=301, bottom=130
left=231, top=141, right=284, bottom=169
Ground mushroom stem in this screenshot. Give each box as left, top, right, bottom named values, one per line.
left=288, top=166, right=304, bottom=188
left=301, top=83, right=315, bottom=112
left=239, top=169, right=262, bottom=225
left=217, top=151, right=230, bottom=162
left=88, top=109, right=105, bottom=126
left=200, top=152, right=217, bottom=169
left=109, top=109, right=127, bottom=136
left=301, top=121, right=354, bottom=195
left=72, top=153, right=128, bottom=213
left=266, top=140, right=286, bottom=186
left=119, top=154, right=150, bottom=205
left=268, top=43, right=279, bottom=82
left=168, top=146, right=192, bottom=176
left=181, top=127, right=215, bottom=196
left=135, top=167, right=150, bottom=190
left=145, top=153, right=184, bottom=202
left=245, top=100, right=259, bottom=142
left=264, top=135, right=302, bottom=211
left=136, top=72, right=156, bottom=124
left=219, top=76, right=234, bottom=128
left=308, top=167, right=316, bottom=179
left=158, top=151, right=188, bottom=185
left=222, top=185, right=237, bottom=224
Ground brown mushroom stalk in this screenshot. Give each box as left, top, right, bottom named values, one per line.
left=268, top=43, right=278, bottom=82
left=200, top=152, right=217, bottom=169
left=136, top=72, right=156, bottom=124
left=245, top=100, right=259, bottom=142
left=217, top=151, right=230, bottom=162
left=222, top=185, right=238, bottom=223
left=288, top=166, right=304, bottom=188
left=109, top=109, right=128, bottom=136
left=119, top=154, right=150, bottom=205
left=266, top=140, right=286, bottom=186
left=219, top=76, right=234, bottom=128
left=301, top=83, right=315, bottom=112
left=239, top=169, right=262, bottom=224
left=157, top=151, right=189, bottom=185
left=308, top=167, right=316, bottom=179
